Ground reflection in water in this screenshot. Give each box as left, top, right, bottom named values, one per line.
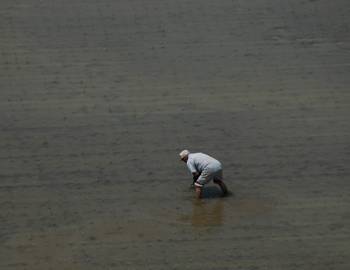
left=176, top=194, right=276, bottom=227
left=178, top=198, right=225, bottom=227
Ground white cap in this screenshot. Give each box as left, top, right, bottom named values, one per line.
left=179, top=150, right=190, bottom=160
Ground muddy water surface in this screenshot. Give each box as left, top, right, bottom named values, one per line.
left=1, top=0, right=350, bottom=269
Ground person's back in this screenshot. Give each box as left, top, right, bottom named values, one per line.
left=187, top=152, right=222, bottom=174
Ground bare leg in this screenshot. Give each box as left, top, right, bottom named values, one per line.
left=217, top=181, right=228, bottom=194
left=196, top=186, right=202, bottom=198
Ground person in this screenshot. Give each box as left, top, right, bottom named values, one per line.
left=179, top=150, right=228, bottom=198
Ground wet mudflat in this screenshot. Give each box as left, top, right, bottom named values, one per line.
left=0, top=0, right=349, bottom=269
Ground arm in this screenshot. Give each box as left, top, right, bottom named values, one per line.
left=192, top=172, right=200, bottom=183
left=196, top=186, right=202, bottom=198
left=187, top=159, right=202, bottom=198
left=193, top=172, right=203, bottom=198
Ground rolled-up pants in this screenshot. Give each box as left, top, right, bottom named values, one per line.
left=195, top=169, right=223, bottom=188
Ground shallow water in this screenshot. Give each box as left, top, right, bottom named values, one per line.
left=1, top=0, right=350, bottom=269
